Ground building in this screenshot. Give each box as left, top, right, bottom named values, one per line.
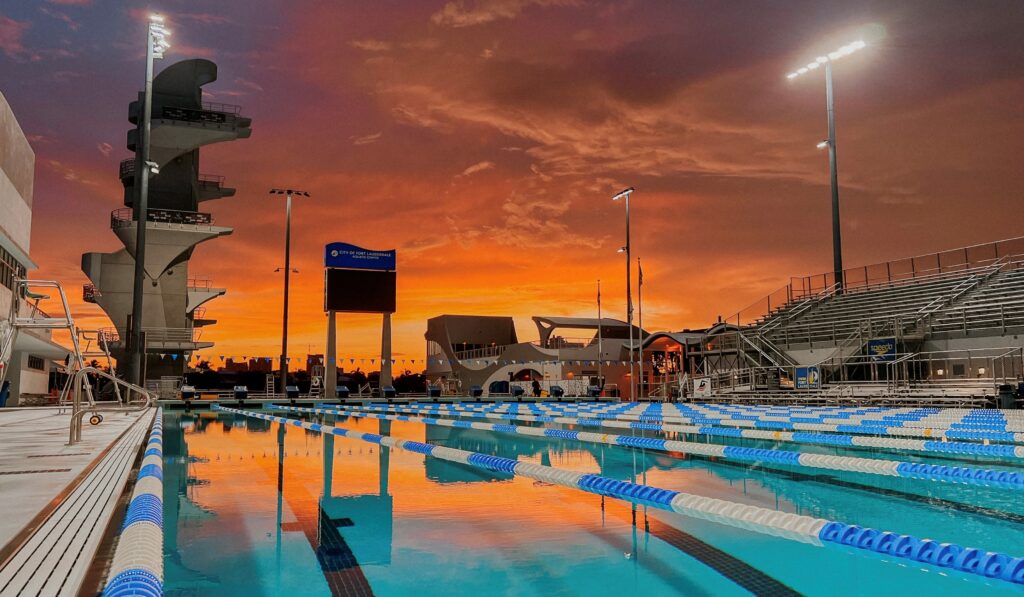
left=0, top=91, right=68, bottom=405
left=425, top=314, right=645, bottom=397
left=81, top=59, right=251, bottom=382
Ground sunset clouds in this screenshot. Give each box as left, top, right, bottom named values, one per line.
left=2, top=0, right=1023, bottom=363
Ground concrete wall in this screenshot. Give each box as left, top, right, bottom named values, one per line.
left=0, top=91, right=34, bottom=258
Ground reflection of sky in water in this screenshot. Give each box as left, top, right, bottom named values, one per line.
left=163, top=412, right=1024, bottom=596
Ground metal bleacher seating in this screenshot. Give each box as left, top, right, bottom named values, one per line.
left=763, top=266, right=1001, bottom=346
left=930, top=265, right=1024, bottom=334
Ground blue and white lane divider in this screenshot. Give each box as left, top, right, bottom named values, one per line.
left=275, top=405, right=1024, bottom=491
left=483, top=402, right=1024, bottom=436
left=522, top=403, right=1024, bottom=442
left=430, top=402, right=1024, bottom=445
left=102, top=408, right=164, bottom=597
left=355, top=402, right=1024, bottom=461
left=215, top=406, right=1024, bottom=585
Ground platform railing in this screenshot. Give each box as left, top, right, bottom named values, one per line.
left=110, top=207, right=214, bottom=228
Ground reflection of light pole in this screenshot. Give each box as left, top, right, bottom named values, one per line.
left=787, top=40, right=867, bottom=294
left=612, top=185, right=635, bottom=400
left=270, top=189, right=310, bottom=395
left=128, top=14, right=171, bottom=385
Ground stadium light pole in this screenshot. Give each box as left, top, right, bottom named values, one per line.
left=612, top=187, right=635, bottom=400
left=270, top=189, right=310, bottom=396
left=787, top=39, right=867, bottom=294
left=128, top=14, right=171, bottom=385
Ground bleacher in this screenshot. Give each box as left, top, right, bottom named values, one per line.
left=693, top=238, right=1024, bottom=407
left=930, top=266, right=1024, bottom=334
left=762, top=265, right=997, bottom=346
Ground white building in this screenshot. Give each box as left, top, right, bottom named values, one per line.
left=0, top=91, right=67, bottom=406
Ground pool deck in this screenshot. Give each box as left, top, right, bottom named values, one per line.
left=0, top=406, right=155, bottom=595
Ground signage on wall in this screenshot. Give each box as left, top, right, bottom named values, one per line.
left=796, top=366, right=820, bottom=390
left=867, top=337, right=897, bottom=362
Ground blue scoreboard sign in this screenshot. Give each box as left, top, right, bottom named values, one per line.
left=324, top=242, right=397, bottom=313
left=325, top=242, right=396, bottom=271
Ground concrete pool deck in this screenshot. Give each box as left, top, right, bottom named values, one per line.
left=0, top=406, right=155, bottom=594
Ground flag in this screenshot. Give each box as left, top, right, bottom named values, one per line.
left=638, top=258, right=644, bottom=288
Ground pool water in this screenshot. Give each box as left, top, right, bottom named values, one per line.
left=162, top=409, right=1024, bottom=596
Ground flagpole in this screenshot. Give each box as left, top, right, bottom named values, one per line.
left=637, top=257, right=644, bottom=399
left=597, top=279, right=603, bottom=392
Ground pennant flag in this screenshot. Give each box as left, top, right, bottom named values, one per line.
left=171, top=354, right=178, bottom=361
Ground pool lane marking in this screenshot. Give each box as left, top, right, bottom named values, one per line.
left=216, top=406, right=1024, bottom=586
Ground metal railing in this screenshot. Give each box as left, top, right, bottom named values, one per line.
left=68, top=366, right=155, bottom=445
left=722, top=236, right=1024, bottom=331
left=198, top=173, right=225, bottom=186
left=98, top=326, right=202, bottom=345
left=794, top=235, right=1024, bottom=297
left=187, top=277, right=214, bottom=290
left=111, top=207, right=214, bottom=228
left=118, top=158, right=135, bottom=180
left=452, top=345, right=506, bottom=361
left=160, top=101, right=242, bottom=125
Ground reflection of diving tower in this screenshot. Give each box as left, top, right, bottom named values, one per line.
left=81, top=59, right=251, bottom=379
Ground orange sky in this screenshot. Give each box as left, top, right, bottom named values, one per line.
left=3, top=1, right=1024, bottom=365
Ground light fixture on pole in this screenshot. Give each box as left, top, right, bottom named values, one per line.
left=787, top=39, right=867, bottom=294
left=270, top=188, right=310, bottom=396
left=612, top=186, right=636, bottom=401
left=128, top=13, right=171, bottom=385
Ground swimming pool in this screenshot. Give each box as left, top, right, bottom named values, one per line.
left=161, top=403, right=1024, bottom=595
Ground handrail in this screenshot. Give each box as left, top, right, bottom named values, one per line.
left=69, top=366, right=155, bottom=445
left=793, top=236, right=1024, bottom=296
left=760, top=283, right=839, bottom=335
left=913, top=255, right=1008, bottom=324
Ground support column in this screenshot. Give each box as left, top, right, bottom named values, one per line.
left=380, top=312, right=393, bottom=387
left=378, top=419, right=391, bottom=496
left=325, top=310, right=337, bottom=400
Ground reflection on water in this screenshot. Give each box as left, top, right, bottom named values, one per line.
left=162, top=411, right=1024, bottom=596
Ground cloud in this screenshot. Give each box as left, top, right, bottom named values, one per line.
left=177, top=13, right=232, bottom=25
left=351, top=131, right=383, bottom=145
left=39, top=7, right=81, bottom=31
left=0, top=15, right=30, bottom=58
left=96, top=142, right=112, bottom=157
left=234, top=77, right=264, bottom=92
left=431, top=0, right=576, bottom=28
left=459, top=161, right=495, bottom=176
left=350, top=39, right=392, bottom=52
left=46, top=0, right=92, bottom=5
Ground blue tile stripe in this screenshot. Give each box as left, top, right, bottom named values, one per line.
left=215, top=405, right=1024, bottom=587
